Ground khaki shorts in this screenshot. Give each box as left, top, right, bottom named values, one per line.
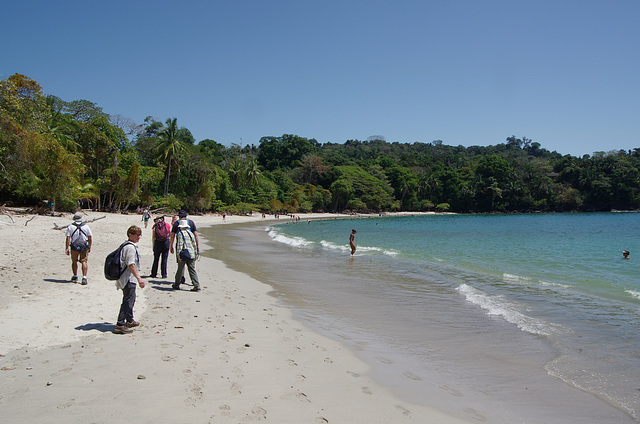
left=71, top=249, right=89, bottom=263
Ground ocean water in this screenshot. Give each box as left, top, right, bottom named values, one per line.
left=204, top=213, right=640, bottom=423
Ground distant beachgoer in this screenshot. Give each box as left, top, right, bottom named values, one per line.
left=142, top=208, right=151, bottom=228
left=65, top=212, right=92, bottom=285
left=114, top=225, right=145, bottom=334
left=350, top=229, right=357, bottom=255
left=623, top=250, right=630, bottom=260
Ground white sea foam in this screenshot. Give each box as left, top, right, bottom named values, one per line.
left=457, top=283, right=563, bottom=336
left=320, top=240, right=350, bottom=252
left=267, top=228, right=314, bottom=248
left=503, top=273, right=532, bottom=284
left=539, top=280, right=571, bottom=289
left=625, top=290, right=640, bottom=300
left=318, top=241, right=398, bottom=256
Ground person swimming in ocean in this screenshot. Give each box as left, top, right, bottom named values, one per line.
left=350, top=229, right=357, bottom=255
left=622, top=250, right=630, bottom=260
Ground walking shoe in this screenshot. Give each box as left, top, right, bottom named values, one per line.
left=71, top=275, right=78, bottom=283
left=113, top=325, right=133, bottom=334
left=161, top=275, right=167, bottom=279
left=172, top=284, right=180, bottom=290
left=190, top=287, right=201, bottom=292
left=81, top=277, right=87, bottom=285
left=126, top=320, right=140, bottom=328
left=181, top=276, right=185, bottom=284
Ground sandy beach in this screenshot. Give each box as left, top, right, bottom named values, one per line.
left=0, top=210, right=469, bottom=423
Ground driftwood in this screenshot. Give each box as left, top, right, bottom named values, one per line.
left=0, top=205, right=15, bottom=225
left=24, top=216, right=35, bottom=226
left=53, top=215, right=107, bottom=231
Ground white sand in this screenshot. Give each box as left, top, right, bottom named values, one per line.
left=0, top=210, right=469, bottom=423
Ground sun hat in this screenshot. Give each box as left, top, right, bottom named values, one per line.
left=73, top=212, right=83, bottom=221
left=178, top=219, right=190, bottom=228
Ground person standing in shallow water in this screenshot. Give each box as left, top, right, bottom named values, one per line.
left=350, top=229, right=357, bottom=255
left=622, top=250, right=630, bottom=260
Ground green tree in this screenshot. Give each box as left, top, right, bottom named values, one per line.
left=157, top=118, right=187, bottom=195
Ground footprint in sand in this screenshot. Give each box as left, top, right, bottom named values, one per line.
left=395, top=405, right=411, bottom=416
left=362, top=386, right=372, bottom=395
left=347, top=371, right=360, bottom=377
left=315, top=417, right=328, bottom=423
left=219, top=404, right=231, bottom=416
left=232, top=366, right=244, bottom=378
left=402, top=371, right=422, bottom=381
left=230, top=382, right=242, bottom=395
left=375, top=356, right=393, bottom=364
left=57, top=399, right=75, bottom=409
left=439, top=385, right=463, bottom=397
left=464, top=408, right=487, bottom=422
left=251, top=405, right=267, bottom=419
left=290, top=389, right=307, bottom=403
left=285, top=359, right=297, bottom=366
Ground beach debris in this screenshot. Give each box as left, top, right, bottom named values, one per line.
left=1, top=366, right=16, bottom=371
left=53, top=215, right=106, bottom=231
left=46, top=381, right=53, bottom=386
left=137, top=375, right=146, bottom=380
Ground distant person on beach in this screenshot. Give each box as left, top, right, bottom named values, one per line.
left=350, top=229, right=357, bottom=255
left=114, top=225, right=145, bottom=334
left=65, top=212, right=92, bottom=285
left=150, top=215, right=171, bottom=278
left=142, top=208, right=151, bottom=228
left=622, top=250, right=630, bottom=260
left=170, top=210, right=201, bottom=291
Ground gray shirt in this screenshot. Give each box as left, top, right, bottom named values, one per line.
left=116, top=243, right=139, bottom=290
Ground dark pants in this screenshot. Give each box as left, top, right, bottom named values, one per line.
left=117, top=282, right=137, bottom=326
left=151, top=239, right=170, bottom=277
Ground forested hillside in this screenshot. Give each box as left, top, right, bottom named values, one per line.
left=2, top=74, right=639, bottom=213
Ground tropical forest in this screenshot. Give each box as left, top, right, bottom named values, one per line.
left=2, top=74, right=639, bottom=214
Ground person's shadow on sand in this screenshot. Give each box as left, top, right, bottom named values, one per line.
left=44, top=278, right=75, bottom=284
left=75, top=322, right=113, bottom=333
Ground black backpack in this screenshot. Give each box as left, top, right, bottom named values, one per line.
left=104, top=241, right=136, bottom=281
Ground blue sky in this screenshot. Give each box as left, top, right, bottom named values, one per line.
left=2, top=0, right=638, bottom=156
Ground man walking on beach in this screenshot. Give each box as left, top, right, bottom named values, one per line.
left=170, top=210, right=201, bottom=291
left=65, top=212, right=92, bottom=285
left=114, top=225, right=145, bottom=334
left=350, top=229, right=357, bottom=255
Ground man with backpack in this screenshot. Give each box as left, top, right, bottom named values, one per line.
left=114, top=225, right=145, bottom=334
left=170, top=210, right=201, bottom=292
left=65, top=212, right=92, bottom=285
left=150, top=215, right=171, bottom=279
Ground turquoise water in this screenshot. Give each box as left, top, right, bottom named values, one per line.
left=206, top=213, right=640, bottom=422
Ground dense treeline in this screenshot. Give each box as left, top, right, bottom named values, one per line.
left=2, top=74, right=639, bottom=214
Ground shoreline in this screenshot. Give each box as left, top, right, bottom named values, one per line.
left=0, top=210, right=469, bottom=423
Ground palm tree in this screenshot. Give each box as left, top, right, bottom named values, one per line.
left=157, top=118, right=186, bottom=195
left=245, top=156, right=260, bottom=187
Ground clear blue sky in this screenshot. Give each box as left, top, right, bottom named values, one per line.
left=2, top=0, right=638, bottom=157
